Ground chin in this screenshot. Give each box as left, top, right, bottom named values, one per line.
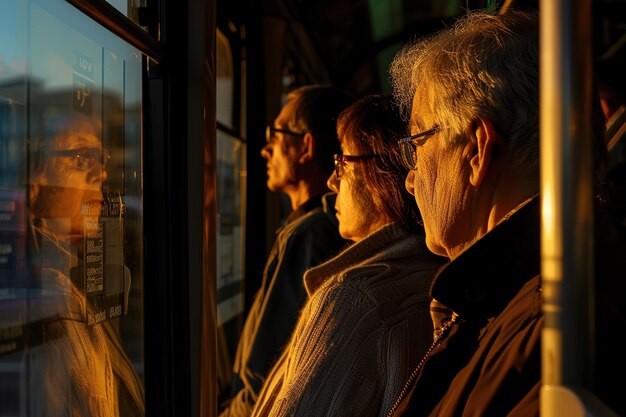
left=425, top=237, right=447, bottom=258
left=266, top=181, right=278, bottom=192
left=338, top=227, right=352, bottom=242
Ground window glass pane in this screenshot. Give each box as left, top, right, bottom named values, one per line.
left=105, top=0, right=129, bottom=15
left=215, top=129, right=245, bottom=396
left=105, top=0, right=147, bottom=28
left=1, top=0, right=144, bottom=416
left=215, top=28, right=246, bottom=394
left=216, top=131, right=244, bottom=327
left=217, top=30, right=234, bottom=128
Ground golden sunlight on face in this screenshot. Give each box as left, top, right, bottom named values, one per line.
left=260, top=99, right=302, bottom=193
left=327, top=141, right=386, bottom=243
left=31, top=128, right=108, bottom=239
left=404, top=92, right=472, bottom=258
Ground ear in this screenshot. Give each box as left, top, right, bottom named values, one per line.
left=469, top=117, right=499, bottom=187
left=298, top=132, right=315, bottom=163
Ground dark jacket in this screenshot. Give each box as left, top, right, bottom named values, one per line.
left=389, top=196, right=626, bottom=417
left=221, top=193, right=348, bottom=417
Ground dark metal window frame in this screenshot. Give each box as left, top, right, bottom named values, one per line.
left=65, top=0, right=163, bottom=62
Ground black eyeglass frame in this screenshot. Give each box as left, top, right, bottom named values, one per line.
left=265, top=125, right=307, bottom=142
left=397, top=126, right=441, bottom=170
left=49, top=147, right=111, bottom=170
left=333, top=153, right=378, bottom=179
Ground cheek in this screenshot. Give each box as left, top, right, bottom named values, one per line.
left=413, top=154, right=447, bottom=236
left=269, top=152, right=287, bottom=177
left=337, top=181, right=362, bottom=233
left=279, top=148, right=299, bottom=173
left=414, top=156, right=439, bottom=209
left=428, top=148, right=472, bottom=253
left=336, top=180, right=352, bottom=212
left=65, top=171, right=91, bottom=189
left=335, top=189, right=349, bottom=235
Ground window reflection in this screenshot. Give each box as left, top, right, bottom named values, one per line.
left=23, top=104, right=144, bottom=417
left=1, top=0, right=144, bottom=415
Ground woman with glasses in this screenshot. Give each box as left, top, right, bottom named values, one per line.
left=250, top=94, right=447, bottom=417
left=19, top=107, right=144, bottom=417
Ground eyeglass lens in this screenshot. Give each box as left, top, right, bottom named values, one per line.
left=265, top=126, right=273, bottom=142
left=400, top=143, right=417, bottom=170
left=334, top=159, right=345, bottom=179
left=398, top=126, right=441, bottom=170
left=52, top=148, right=109, bottom=171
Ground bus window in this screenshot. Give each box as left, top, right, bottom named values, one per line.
left=216, top=27, right=246, bottom=396
left=1, top=0, right=145, bottom=415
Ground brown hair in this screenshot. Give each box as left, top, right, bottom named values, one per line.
left=337, top=94, right=423, bottom=232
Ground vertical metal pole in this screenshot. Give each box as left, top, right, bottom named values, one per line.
left=540, top=0, right=596, bottom=415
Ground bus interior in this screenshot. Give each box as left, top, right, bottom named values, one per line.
left=1, top=0, right=625, bottom=416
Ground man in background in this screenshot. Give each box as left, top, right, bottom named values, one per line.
left=219, top=85, right=353, bottom=417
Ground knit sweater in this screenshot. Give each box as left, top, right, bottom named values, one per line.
left=222, top=193, right=347, bottom=417
left=14, top=227, right=144, bottom=417
left=250, top=223, right=446, bottom=417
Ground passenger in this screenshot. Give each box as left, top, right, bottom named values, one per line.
left=250, top=94, right=447, bottom=417
left=16, top=110, right=144, bottom=416
left=387, top=9, right=626, bottom=416
left=219, top=85, right=353, bottom=417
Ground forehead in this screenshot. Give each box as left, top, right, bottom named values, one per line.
left=54, top=132, right=101, bottom=150
left=338, top=124, right=362, bottom=152
left=409, top=88, right=431, bottom=133
left=275, top=98, right=298, bottom=126
left=340, top=138, right=357, bottom=153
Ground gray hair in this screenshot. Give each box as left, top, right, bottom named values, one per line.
left=390, top=9, right=540, bottom=179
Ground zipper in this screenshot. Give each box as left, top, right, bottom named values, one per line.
left=385, top=313, right=459, bottom=417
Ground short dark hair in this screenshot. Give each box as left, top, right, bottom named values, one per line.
left=337, top=94, right=423, bottom=232
left=285, top=85, right=354, bottom=174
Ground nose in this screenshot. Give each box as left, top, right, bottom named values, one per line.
left=404, top=169, right=415, bottom=196
left=86, top=164, right=108, bottom=185
left=327, top=171, right=339, bottom=192
left=260, top=144, right=271, bottom=159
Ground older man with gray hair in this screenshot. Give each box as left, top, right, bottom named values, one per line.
left=387, top=9, right=626, bottom=417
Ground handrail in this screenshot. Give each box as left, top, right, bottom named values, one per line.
left=539, top=0, right=616, bottom=415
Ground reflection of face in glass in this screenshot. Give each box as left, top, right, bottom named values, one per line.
left=30, top=117, right=108, bottom=242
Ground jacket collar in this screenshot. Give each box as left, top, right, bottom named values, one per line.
left=431, top=196, right=541, bottom=320
left=283, top=193, right=325, bottom=226
left=303, top=223, right=420, bottom=295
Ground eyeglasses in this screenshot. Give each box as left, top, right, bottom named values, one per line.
left=397, top=126, right=441, bottom=170
left=50, top=147, right=110, bottom=171
left=333, top=153, right=378, bottom=180
left=265, top=125, right=307, bottom=143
